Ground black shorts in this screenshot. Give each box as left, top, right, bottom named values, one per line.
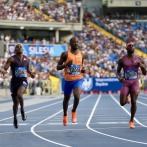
left=10, top=80, right=28, bottom=96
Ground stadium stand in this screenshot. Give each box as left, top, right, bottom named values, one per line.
left=91, top=13, right=147, bottom=53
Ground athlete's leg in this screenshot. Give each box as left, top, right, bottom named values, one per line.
left=120, top=84, right=129, bottom=106
left=17, top=85, right=26, bottom=113
left=63, top=94, right=71, bottom=116
left=72, top=86, right=81, bottom=112
left=130, top=92, right=139, bottom=122
left=12, top=96, right=19, bottom=121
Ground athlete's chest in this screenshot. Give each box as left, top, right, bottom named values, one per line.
left=14, top=58, right=28, bottom=67
left=124, top=58, right=139, bottom=69
left=68, top=55, right=82, bottom=65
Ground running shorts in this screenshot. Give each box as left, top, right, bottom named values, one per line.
left=10, top=80, right=28, bottom=96
left=64, top=78, right=83, bottom=95
left=120, top=79, right=139, bottom=95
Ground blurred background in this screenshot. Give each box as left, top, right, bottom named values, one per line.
left=0, top=0, right=147, bottom=96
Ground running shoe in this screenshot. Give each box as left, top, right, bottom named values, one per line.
left=129, top=121, right=135, bottom=129
left=63, top=112, right=68, bottom=126
left=71, top=109, right=77, bottom=123
left=13, top=120, right=19, bottom=129
left=127, top=95, right=130, bottom=104
left=21, top=111, right=27, bottom=121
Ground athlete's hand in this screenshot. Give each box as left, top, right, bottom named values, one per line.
left=81, top=67, right=85, bottom=73
left=0, top=70, right=7, bottom=76
left=119, top=78, right=125, bottom=83
left=66, top=59, right=73, bottom=66
left=30, top=73, right=35, bottom=79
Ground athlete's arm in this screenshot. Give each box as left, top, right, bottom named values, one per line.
left=81, top=53, right=85, bottom=73
left=57, top=51, right=71, bottom=70
left=27, top=57, right=35, bottom=78
left=116, top=58, right=125, bottom=83
left=138, top=57, right=146, bottom=75
left=2, top=57, right=14, bottom=76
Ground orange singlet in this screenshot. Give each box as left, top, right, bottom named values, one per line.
left=64, top=50, right=83, bottom=81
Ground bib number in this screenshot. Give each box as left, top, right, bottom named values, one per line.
left=15, top=67, right=27, bottom=78
left=68, top=64, right=81, bottom=75
left=125, top=69, right=137, bottom=80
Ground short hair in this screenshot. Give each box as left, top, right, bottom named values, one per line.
left=15, top=43, right=22, bottom=51
left=70, top=37, right=77, bottom=44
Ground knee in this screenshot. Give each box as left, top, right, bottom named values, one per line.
left=131, top=101, right=136, bottom=106
left=74, top=94, right=80, bottom=101
left=17, top=92, right=23, bottom=99
left=14, top=101, right=19, bottom=107
left=63, top=97, right=70, bottom=103
left=120, top=102, right=125, bottom=106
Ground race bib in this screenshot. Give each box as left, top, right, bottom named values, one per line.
left=125, top=69, right=137, bottom=80
left=68, top=64, right=81, bottom=75
left=15, top=67, right=27, bottom=78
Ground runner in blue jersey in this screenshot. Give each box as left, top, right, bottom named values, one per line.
left=2, top=44, right=35, bottom=129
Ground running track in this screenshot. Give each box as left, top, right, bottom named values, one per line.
left=1, top=94, right=147, bottom=147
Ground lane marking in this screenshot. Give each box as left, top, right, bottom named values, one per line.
left=96, top=119, right=128, bottom=120
left=0, top=123, right=28, bottom=126
left=110, top=94, right=147, bottom=128
left=138, top=96, right=147, bottom=100
left=0, top=95, right=64, bottom=112
left=137, top=100, right=147, bottom=106
left=97, top=122, right=128, bottom=124
left=0, top=96, right=74, bottom=122
left=96, top=117, right=127, bottom=118
left=86, top=94, right=147, bottom=145
left=48, top=123, right=78, bottom=125
left=0, top=126, right=146, bottom=135
left=31, top=95, right=92, bottom=147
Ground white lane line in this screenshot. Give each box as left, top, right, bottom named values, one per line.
left=0, top=126, right=146, bottom=135
left=97, top=122, right=128, bottom=124
left=96, top=117, right=127, bottom=118
left=0, top=97, right=73, bottom=122
left=0, top=95, right=64, bottom=113
left=48, top=123, right=78, bottom=125
left=86, top=94, right=147, bottom=145
left=96, top=119, right=128, bottom=120
left=137, top=100, right=147, bottom=106
left=0, top=123, right=28, bottom=126
left=138, top=96, right=147, bottom=100
left=31, top=95, right=92, bottom=147
left=110, top=94, right=147, bottom=128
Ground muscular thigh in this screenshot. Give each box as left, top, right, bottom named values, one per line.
left=130, top=81, right=139, bottom=93
left=120, top=83, right=130, bottom=96
left=73, top=86, right=81, bottom=97
left=120, top=82, right=130, bottom=104
left=17, top=86, right=26, bottom=96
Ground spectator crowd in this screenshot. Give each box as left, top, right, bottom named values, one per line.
left=0, top=1, right=80, bottom=23
left=0, top=4, right=146, bottom=92
left=90, top=12, right=147, bottom=53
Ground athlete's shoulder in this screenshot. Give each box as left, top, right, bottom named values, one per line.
left=23, top=55, right=27, bottom=58
left=137, top=55, right=144, bottom=64
left=61, top=51, right=68, bottom=57
left=118, top=55, right=125, bottom=65
left=7, top=56, right=14, bottom=62
left=26, top=56, right=30, bottom=62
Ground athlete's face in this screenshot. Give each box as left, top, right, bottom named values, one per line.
left=15, top=44, right=23, bottom=54
left=70, top=38, right=79, bottom=50
left=126, top=44, right=135, bottom=54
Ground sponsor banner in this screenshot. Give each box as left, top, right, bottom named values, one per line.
left=62, top=77, right=122, bottom=93
left=8, top=44, right=67, bottom=56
